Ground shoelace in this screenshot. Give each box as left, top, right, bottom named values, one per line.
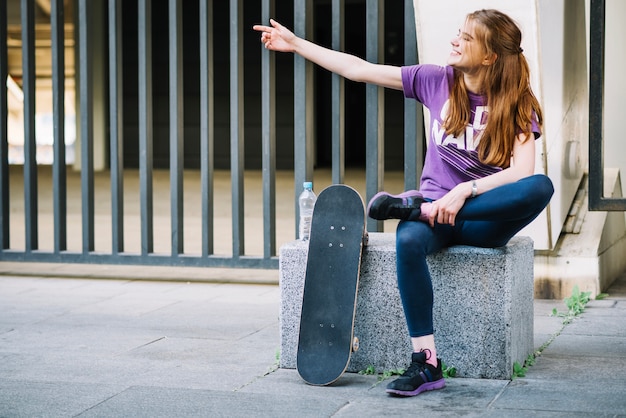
left=401, top=349, right=433, bottom=377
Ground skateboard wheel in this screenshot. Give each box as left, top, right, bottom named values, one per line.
left=352, top=337, right=359, bottom=352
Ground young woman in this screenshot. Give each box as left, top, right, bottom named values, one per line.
left=254, top=9, right=553, bottom=397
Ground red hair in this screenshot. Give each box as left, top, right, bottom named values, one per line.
left=443, top=9, right=543, bottom=168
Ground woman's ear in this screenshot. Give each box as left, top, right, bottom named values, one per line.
left=482, top=52, right=497, bottom=66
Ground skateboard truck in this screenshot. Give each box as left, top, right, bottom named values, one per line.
left=352, top=336, right=359, bottom=352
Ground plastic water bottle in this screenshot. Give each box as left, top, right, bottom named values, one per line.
left=299, top=182, right=316, bottom=241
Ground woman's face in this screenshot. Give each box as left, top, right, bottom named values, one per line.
left=447, top=19, right=491, bottom=75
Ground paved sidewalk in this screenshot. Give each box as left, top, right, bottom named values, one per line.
left=0, top=271, right=625, bottom=417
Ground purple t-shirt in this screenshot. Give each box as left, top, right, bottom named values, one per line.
left=401, top=64, right=540, bottom=200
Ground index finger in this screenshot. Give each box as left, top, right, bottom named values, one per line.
left=253, top=24, right=271, bottom=32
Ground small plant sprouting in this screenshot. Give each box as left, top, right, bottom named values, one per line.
left=359, top=365, right=376, bottom=376
left=381, top=368, right=406, bottom=380
left=441, top=361, right=457, bottom=378
left=359, top=365, right=405, bottom=382
left=512, top=361, right=526, bottom=378
left=511, top=354, right=536, bottom=379
left=551, top=285, right=603, bottom=324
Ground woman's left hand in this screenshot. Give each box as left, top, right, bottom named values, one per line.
left=426, top=182, right=472, bottom=227
left=426, top=133, right=537, bottom=227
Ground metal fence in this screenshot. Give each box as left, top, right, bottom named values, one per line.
left=0, top=0, right=618, bottom=271
left=0, top=0, right=423, bottom=269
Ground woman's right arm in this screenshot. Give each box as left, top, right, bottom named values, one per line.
left=253, top=19, right=403, bottom=91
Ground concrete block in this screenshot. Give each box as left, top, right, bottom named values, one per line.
left=279, top=233, right=534, bottom=379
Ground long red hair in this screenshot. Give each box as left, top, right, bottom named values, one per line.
left=443, top=9, right=543, bottom=168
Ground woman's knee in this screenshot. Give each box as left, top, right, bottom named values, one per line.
left=396, top=221, right=429, bottom=244
left=531, top=174, right=554, bottom=196
left=526, top=174, right=554, bottom=208
left=395, top=221, right=431, bottom=257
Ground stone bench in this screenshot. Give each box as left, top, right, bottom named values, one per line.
left=278, top=233, right=534, bottom=379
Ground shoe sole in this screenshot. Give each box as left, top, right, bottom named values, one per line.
left=385, top=378, right=446, bottom=397
left=366, top=190, right=423, bottom=220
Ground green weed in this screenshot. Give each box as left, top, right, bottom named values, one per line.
left=511, top=354, right=536, bottom=379
left=380, top=368, right=406, bottom=381
left=512, top=361, right=526, bottom=378
left=359, top=365, right=404, bottom=382
left=551, top=285, right=600, bottom=324
left=441, top=361, right=457, bottom=378
left=359, top=365, right=376, bottom=376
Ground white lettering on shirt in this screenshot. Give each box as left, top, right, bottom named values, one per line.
left=432, top=99, right=489, bottom=151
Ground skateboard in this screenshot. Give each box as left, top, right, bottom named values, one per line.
left=296, top=184, right=367, bottom=385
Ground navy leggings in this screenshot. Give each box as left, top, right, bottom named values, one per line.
left=395, top=174, right=554, bottom=337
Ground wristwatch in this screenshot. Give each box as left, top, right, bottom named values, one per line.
left=471, top=180, right=478, bottom=198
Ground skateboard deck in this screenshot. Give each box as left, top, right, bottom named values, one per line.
left=296, top=184, right=366, bottom=385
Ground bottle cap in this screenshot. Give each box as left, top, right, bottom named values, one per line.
left=303, top=181, right=313, bottom=189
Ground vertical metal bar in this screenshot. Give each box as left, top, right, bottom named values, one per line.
left=230, top=0, right=244, bottom=256
left=51, top=0, right=67, bottom=253
left=109, top=0, right=124, bottom=253
left=138, top=0, right=154, bottom=254
left=169, top=0, right=184, bottom=256
left=0, top=0, right=9, bottom=249
left=78, top=0, right=94, bottom=252
left=21, top=0, right=38, bottom=251
left=199, top=0, right=214, bottom=256
left=293, top=0, right=313, bottom=237
left=365, top=0, right=384, bottom=232
left=261, top=0, right=276, bottom=258
left=403, top=0, right=423, bottom=191
left=587, top=0, right=625, bottom=210
left=78, top=0, right=94, bottom=253
left=331, top=0, right=345, bottom=185
left=588, top=0, right=605, bottom=211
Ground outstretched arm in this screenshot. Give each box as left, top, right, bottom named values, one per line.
left=253, top=19, right=403, bottom=90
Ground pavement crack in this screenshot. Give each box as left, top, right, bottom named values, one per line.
left=487, top=381, right=509, bottom=409
left=331, top=401, right=352, bottom=416
left=0, top=328, right=16, bottom=336
left=73, top=387, right=134, bottom=417
left=129, top=336, right=167, bottom=351
left=233, top=361, right=280, bottom=392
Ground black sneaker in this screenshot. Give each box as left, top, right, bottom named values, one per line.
left=386, top=351, right=446, bottom=397
left=367, top=190, right=424, bottom=221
